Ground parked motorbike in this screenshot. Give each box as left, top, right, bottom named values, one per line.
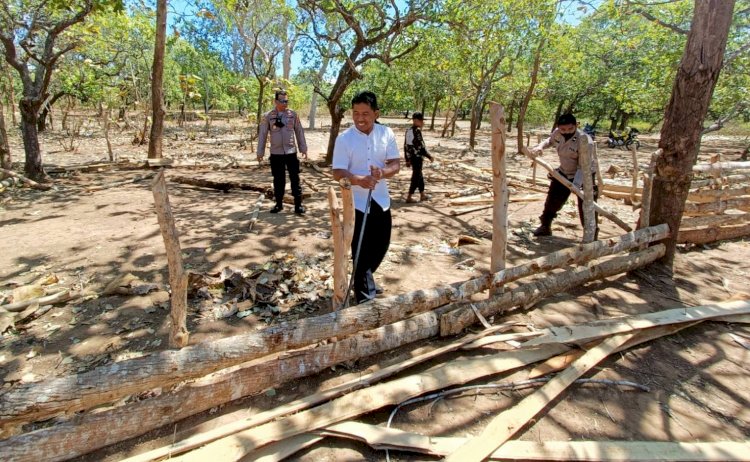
left=583, top=123, right=596, bottom=139
left=607, top=127, right=640, bottom=149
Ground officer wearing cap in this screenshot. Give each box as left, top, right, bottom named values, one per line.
left=404, top=112, right=433, bottom=203
left=257, top=90, right=308, bottom=214
left=529, top=113, right=599, bottom=238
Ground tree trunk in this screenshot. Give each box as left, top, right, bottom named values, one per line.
left=0, top=102, right=10, bottom=171
left=147, top=0, right=167, bottom=160
left=618, top=112, right=631, bottom=131
left=308, top=58, right=329, bottom=130
left=19, top=100, right=45, bottom=181
left=649, top=0, right=735, bottom=266
left=517, top=40, right=544, bottom=153
left=324, top=101, right=345, bottom=164
left=430, top=98, right=439, bottom=131
left=255, top=81, right=266, bottom=135
left=506, top=99, right=515, bottom=133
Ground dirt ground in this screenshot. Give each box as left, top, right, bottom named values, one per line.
left=1, top=113, right=749, bottom=461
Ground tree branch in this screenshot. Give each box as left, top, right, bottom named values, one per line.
left=633, top=8, right=688, bottom=34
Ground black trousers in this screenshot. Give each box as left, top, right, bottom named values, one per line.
left=269, top=153, right=302, bottom=204
left=541, top=172, right=599, bottom=227
left=351, top=200, right=392, bottom=304
left=408, top=155, right=425, bottom=194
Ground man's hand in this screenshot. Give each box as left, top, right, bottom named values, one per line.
left=529, top=147, right=543, bottom=158
left=256, top=154, right=264, bottom=163
left=301, top=152, right=308, bottom=160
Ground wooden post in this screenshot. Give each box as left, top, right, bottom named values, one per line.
left=639, top=150, right=661, bottom=236
left=593, top=143, right=604, bottom=193
left=532, top=162, right=537, bottom=186
left=489, top=102, right=507, bottom=296
left=151, top=170, right=189, bottom=348
left=630, top=144, right=639, bottom=205
left=579, top=136, right=596, bottom=242
left=329, top=187, right=346, bottom=310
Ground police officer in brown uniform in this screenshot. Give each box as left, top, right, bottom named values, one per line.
left=257, top=90, right=308, bottom=214
left=530, top=113, right=599, bottom=238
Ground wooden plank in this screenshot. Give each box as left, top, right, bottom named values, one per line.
left=693, top=161, right=750, bottom=173
left=252, top=434, right=323, bottom=462
left=520, top=299, right=750, bottom=348
left=122, top=323, right=511, bottom=462
left=683, top=197, right=750, bottom=216
left=319, top=422, right=750, bottom=461
left=328, top=186, right=346, bottom=310
left=677, top=222, right=750, bottom=244
left=151, top=170, right=189, bottom=348
left=169, top=346, right=570, bottom=461
left=444, top=332, right=635, bottom=462
left=441, top=245, right=666, bottom=336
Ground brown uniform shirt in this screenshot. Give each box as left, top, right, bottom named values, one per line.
left=540, top=128, right=597, bottom=177
left=257, top=109, right=307, bottom=156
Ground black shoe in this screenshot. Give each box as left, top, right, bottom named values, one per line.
left=270, top=204, right=283, bottom=213
left=294, top=205, right=305, bottom=215
left=533, top=224, right=552, bottom=237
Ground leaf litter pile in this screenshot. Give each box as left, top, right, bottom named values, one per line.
left=189, top=252, right=335, bottom=324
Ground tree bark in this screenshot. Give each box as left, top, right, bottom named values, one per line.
left=516, top=39, right=544, bottom=153
left=0, top=102, right=10, bottom=170
left=19, top=100, right=45, bottom=180
left=308, top=58, right=329, bottom=129
left=147, top=0, right=167, bottom=160
left=489, top=102, right=507, bottom=296
left=649, top=0, right=736, bottom=266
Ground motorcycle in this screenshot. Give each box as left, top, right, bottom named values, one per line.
left=607, top=127, right=640, bottom=149
left=583, top=123, right=596, bottom=139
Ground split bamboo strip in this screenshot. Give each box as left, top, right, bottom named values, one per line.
left=520, top=147, right=632, bottom=232
left=319, top=422, right=750, bottom=461
left=0, top=226, right=668, bottom=429
left=441, top=245, right=667, bottom=336
left=151, top=170, right=189, bottom=348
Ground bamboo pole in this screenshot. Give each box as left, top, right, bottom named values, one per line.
left=489, top=102, right=508, bottom=296
left=151, top=170, right=189, bottom=348
left=520, top=147, right=632, bottom=232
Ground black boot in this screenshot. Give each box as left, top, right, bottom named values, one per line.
left=533, top=217, right=552, bottom=237
left=294, top=197, right=305, bottom=215
left=270, top=203, right=283, bottom=213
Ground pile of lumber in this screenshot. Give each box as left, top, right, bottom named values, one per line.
left=0, top=225, right=677, bottom=461
left=678, top=161, right=750, bottom=245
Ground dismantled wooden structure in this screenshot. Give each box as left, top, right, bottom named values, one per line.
left=2, top=109, right=749, bottom=461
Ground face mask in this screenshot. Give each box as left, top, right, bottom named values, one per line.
left=562, top=132, right=575, bottom=141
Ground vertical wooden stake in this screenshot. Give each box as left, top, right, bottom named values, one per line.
left=639, top=150, right=661, bottom=249
left=329, top=187, right=346, bottom=310
left=579, top=136, right=596, bottom=243
left=630, top=144, right=639, bottom=205
left=151, top=170, right=189, bottom=348
left=489, top=102, right=507, bottom=297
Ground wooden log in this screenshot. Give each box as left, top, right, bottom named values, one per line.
left=169, top=175, right=313, bottom=205
left=693, top=161, right=750, bottom=174
left=319, top=422, right=750, bottom=461
left=84, top=173, right=155, bottom=193
left=680, top=212, right=750, bottom=230
left=690, top=174, right=750, bottom=189
left=0, top=168, right=51, bottom=190
left=520, top=147, right=632, bottom=232
left=682, top=196, right=750, bottom=216
left=446, top=186, right=491, bottom=198
left=168, top=346, right=570, bottom=461
left=0, top=311, right=444, bottom=462
left=489, top=102, right=508, bottom=296
left=677, top=222, right=750, bottom=244
left=630, top=144, right=639, bottom=204
left=124, top=324, right=510, bottom=462
left=440, top=244, right=666, bottom=336
left=151, top=171, right=189, bottom=348
left=444, top=332, right=635, bottom=462
left=0, top=225, right=668, bottom=428
left=687, top=185, right=750, bottom=203
left=601, top=189, right=643, bottom=201
left=328, top=187, right=346, bottom=310
left=603, top=182, right=643, bottom=194
left=247, top=193, right=264, bottom=231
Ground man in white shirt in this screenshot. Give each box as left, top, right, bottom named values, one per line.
left=332, top=91, right=401, bottom=304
